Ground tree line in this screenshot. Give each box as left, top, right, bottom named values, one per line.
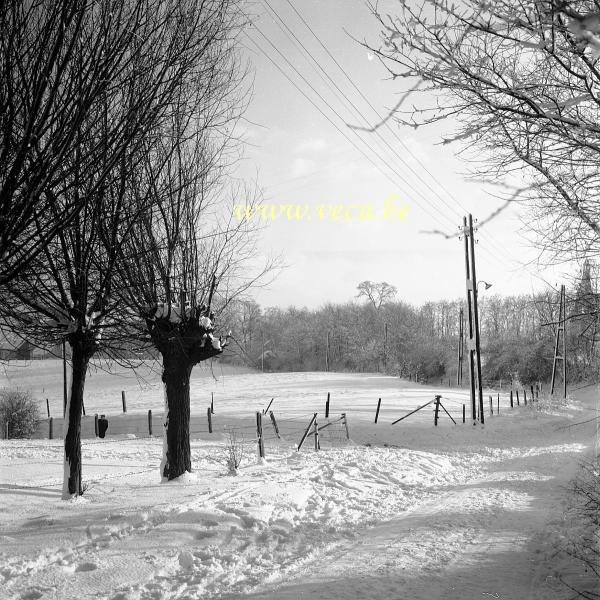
left=0, top=0, right=271, bottom=496
left=224, top=273, right=600, bottom=386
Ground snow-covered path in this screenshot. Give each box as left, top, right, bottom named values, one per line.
left=1, top=371, right=597, bottom=600
left=221, top=440, right=588, bottom=600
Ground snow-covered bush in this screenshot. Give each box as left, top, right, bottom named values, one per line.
left=529, top=392, right=571, bottom=414
left=0, top=389, right=40, bottom=439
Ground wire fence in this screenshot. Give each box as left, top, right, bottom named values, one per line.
left=2, top=383, right=572, bottom=487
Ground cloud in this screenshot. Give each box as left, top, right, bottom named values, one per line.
left=295, top=138, right=328, bottom=154
left=291, top=157, right=317, bottom=177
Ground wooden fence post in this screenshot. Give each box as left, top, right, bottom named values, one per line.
left=434, top=395, right=441, bottom=426
left=269, top=411, right=280, bottom=439
left=148, top=409, right=153, bottom=436
left=516, top=390, right=520, bottom=406
left=94, top=413, right=99, bottom=437
left=121, top=390, right=127, bottom=413
left=256, top=412, right=265, bottom=458
left=489, top=395, right=493, bottom=415
left=49, top=417, right=53, bottom=440
left=325, top=392, right=330, bottom=418
left=497, top=394, right=500, bottom=414
left=530, top=385, right=534, bottom=402
left=211, top=392, right=214, bottom=415
left=524, top=389, right=527, bottom=406
left=46, top=398, right=50, bottom=418
left=462, top=404, right=465, bottom=423
left=342, top=413, right=350, bottom=440
left=375, top=398, right=382, bottom=424
left=207, top=407, right=212, bottom=434
left=510, top=390, right=514, bottom=408
left=313, top=414, right=319, bottom=451
left=297, top=414, right=317, bottom=451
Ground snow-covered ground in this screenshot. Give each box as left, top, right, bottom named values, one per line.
left=0, top=366, right=598, bottom=600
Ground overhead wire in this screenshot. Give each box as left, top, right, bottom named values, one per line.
left=251, top=6, right=516, bottom=276
left=245, top=24, right=470, bottom=237
left=266, top=0, right=467, bottom=222
left=276, top=0, right=540, bottom=275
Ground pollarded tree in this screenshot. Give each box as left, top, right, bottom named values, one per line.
left=119, top=150, right=271, bottom=480
left=115, top=29, right=274, bottom=479
left=1, top=0, right=251, bottom=499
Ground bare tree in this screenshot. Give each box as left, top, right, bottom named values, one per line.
left=356, top=280, right=397, bottom=309
left=0, top=1, right=167, bottom=283
left=114, top=17, right=274, bottom=479
left=117, top=137, right=271, bottom=481
left=365, top=1, right=600, bottom=262
left=1, top=0, right=253, bottom=498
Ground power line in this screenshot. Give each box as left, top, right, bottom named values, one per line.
left=280, top=0, right=533, bottom=272
left=249, top=8, right=553, bottom=286
left=258, top=3, right=518, bottom=273
left=261, top=0, right=466, bottom=223
left=245, top=26, right=461, bottom=233
left=248, top=26, right=511, bottom=278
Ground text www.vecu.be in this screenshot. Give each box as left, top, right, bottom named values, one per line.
left=234, top=195, right=411, bottom=223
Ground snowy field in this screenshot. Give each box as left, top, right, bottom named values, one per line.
left=0, top=363, right=599, bottom=600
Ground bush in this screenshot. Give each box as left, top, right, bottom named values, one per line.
left=0, top=389, right=40, bottom=439
left=223, top=428, right=245, bottom=475
left=560, top=458, right=600, bottom=599
left=484, top=338, right=553, bottom=384
left=516, top=340, right=553, bottom=384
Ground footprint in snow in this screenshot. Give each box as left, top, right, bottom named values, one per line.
left=195, top=530, right=218, bottom=540
left=20, top=589, right=45, bottom=600
left=178, top=551, right=194, bottom=570
left=75, top=562, right=97, bottom=572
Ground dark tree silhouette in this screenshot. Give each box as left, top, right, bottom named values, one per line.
left=365, top=1, right=600, bottom=261
left=1, top=0, right=252, bottom=498
left=0, top=1, right=164, bottom=284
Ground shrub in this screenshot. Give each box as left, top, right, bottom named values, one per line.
left=0, top=389, right=40, bottom=439
left=560, top=458, right=600, bottom=599
left=223, top=428, right=245, bottom=475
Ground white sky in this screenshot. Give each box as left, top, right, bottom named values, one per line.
left=232, top=0, right=571, bottom=309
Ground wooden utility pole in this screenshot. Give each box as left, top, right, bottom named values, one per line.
left=462, top=215, right=484, bottom=425
left=550, top=284, right=567, bottom=398
left=457, top=307, right=464, bottom=386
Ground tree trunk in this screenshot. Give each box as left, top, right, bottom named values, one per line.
left=62, top=337, right=91, bottom=499
left=161, top=356, right=194, bottom=480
